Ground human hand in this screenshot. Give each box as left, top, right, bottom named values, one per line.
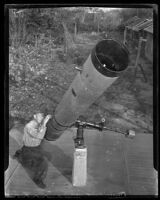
left=47, top=114, right=52, bottom=119
left=43, top=115, right=52, bottom=126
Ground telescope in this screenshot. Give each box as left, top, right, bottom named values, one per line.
left=45, top=39, right=130, bottom=141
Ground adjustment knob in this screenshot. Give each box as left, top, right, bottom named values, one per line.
left=101, top=118, right=105, bottom=123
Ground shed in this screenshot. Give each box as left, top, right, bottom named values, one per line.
left=123, top=17, right=153, bottom=63
left=132, top=20, right=153, bottom=46
left=126, top=18, right=146, bottom=30
left=123, top=16, right=140, bottom=26
left=132, top=19, right=152, bottom=32
left=143, top=24, right=153, bottom=62
left=125, top=18, right=147, bottom=41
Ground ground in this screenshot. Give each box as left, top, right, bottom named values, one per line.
left=6, top=128, right=157, bottom=195
left=9, top=30, right=153, bottom=134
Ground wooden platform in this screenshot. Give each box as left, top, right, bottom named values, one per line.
left=5, top=127, right=158, bottom=196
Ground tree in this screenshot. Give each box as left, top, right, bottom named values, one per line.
left=92, top=8, right=101, bottom=33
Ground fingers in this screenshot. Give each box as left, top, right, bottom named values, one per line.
left=43, top=115, right=52, bottom=127
left=46, top=115, right=52, bottom=119
left=45, top=115, right=52, bottom=122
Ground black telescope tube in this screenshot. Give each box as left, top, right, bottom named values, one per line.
left=91, top=39, right=129, bottom=77
left=45, top=39, right=129, bottom=141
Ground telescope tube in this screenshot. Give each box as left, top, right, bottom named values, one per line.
left=45, top=39, right=129, bottom=141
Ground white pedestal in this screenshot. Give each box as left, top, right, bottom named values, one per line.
left=72, top=147, right=87, bottom=187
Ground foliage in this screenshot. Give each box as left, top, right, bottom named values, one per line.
left=9, top=7, right=153, bottom=48
left=9, top=7, right=153, bottom=133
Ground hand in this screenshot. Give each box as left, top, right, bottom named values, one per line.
left=47, top=114, right=52, bottom=119
left=45, top=114, right=52, bottom=121
left=43, top=115, right=52, bottom=126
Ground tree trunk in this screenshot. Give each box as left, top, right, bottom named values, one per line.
left=97, top=14, right=100, bottom=33
left=22, top=16, right=26, bottom=45
left=94, top=12, right=96, bottom=23
left=81, top=11, right=86, bottom=24
left=62, top=22, right=76, bottom=54
left=62, top=22, right=68, bottom=54
left=74, top=22, right=77, bottom=41
left=97, top=20, right=99, bottom=33
left=35, top=34, right=38, bottom=48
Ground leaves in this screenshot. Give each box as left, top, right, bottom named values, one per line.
left=9, top=7, right=153, bottom=134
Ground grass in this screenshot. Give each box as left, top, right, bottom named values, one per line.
left=9, top=31, right=153, bottom=134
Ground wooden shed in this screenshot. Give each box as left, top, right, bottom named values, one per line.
left=123, top=17, right=147, bottom=43
left=143, top=24, right=153, bottom=62
left=123, top=16, right=140, bottom=26
left=123, top=17, right=153, bottom=63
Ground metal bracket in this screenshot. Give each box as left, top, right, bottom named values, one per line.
left=74, top=66, right=82, bottom=72
left=72, top=118, right=135, bottom=147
